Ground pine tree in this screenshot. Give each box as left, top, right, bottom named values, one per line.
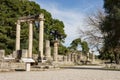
left=103, top=0, right=120, bottom=64
left=0, top=0, right=66, bottom=55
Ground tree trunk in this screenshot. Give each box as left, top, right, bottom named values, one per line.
left=114, top=53, right=120, bottom=64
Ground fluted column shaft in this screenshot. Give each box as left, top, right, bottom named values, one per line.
left=39, top=14, right=44, bottom=59
left=16, top=20, right=21, bottom=51
left=53, top=41, right=58, bottom=62
left=28, top=21, right=33, bottom=58
left=45, top=40, right=51, bottom=60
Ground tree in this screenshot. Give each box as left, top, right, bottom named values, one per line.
left=69, top=38, right=81, bottom=51
left=69, top=38, right=89, bottom=54
left=79, top=10, right=105, bottom=52
left=81, top=41, right=89, bottom=54
left=0, top=0, right=66, bottom=55
left=102, top=0, right=120, bottom=64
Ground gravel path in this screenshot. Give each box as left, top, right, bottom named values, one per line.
left=0, top=66, right=120, bottom=80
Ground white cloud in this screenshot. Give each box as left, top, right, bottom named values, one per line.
left=36, top=1, right=87, bottom=47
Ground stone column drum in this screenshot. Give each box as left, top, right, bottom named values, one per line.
left=74, top=54, right=77, bottom=63
left=68, top=53, right=71, bottom=62
left=63, top=56, right=67, bottom=62
left=45, top=40, right=51, bottom=60
left=0, top=50, right=5, bottom=59
left=92, top=53, right=95, bottom=63
left=70, top=53, right=73, bottom=62
left=53, top=41, right=59, bottom=62
left=28, top=21, right=33, bottom=58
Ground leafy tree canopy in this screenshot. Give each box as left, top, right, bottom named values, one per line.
left=0, top=0, right=66, bottom=54
left=69, top=38, right=89, bottom=54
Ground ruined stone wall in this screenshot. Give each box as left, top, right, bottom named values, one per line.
left=0, top=62, right=25, bottom=71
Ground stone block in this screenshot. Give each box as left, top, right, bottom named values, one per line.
left=12, top=51, right=17, bottom=58
left=21, top=49, right=28, bottom=58
left=0, top=50, right=5, bottom=59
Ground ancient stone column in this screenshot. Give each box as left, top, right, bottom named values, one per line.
left=63, top=56, right=65, bottom=61
left=39, top=14, right=44, bottom=60
left=92, top=53, right=95, bottom=63
left=16, top=20, right=21, bottom=51
left=74, top=54, right=77, bottom=63
left=68, top=53, right=71, bottom=62
left=53, top=41, right=58, bottom=62
left=67, top=54, right=69, bottom=61
left=70, top=53, right=73, bottom=62
left=65, top=56, right=67, bottom=62
left=45, top=40, right=51, bottom=60
left=28, top=21, right=33, bottom=58
left=73, top=53, right=76, bottom=62
left=77, top=54, right=81, bottom=62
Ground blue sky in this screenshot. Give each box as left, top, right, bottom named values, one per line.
left=34, top=0, right=104, bottom=47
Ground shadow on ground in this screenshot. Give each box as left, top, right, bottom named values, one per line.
left=61, top=66, right=120, bottom=71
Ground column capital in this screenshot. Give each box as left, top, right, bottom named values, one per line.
left=39, top=13, right=45, bottom=21
left=16, top=20, right=20, bottom=25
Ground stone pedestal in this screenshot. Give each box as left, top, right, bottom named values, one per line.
left=26, top=63, right=30, bottom=71
left=45, top=40, right=51, bottom=60
left=53, top=41, right=59, bottom=62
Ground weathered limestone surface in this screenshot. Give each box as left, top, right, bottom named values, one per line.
left=0, top=50, right=5, bottom=59
left=13, top=50, right=28, bottom=59
left=39, top=14, right=44, bottom=60
left=53, top=41, right=59, bottom=62
left=63, top=56, right=67, bottom=62
left=0, top=62, right=25, bottom=70
left=45, top=40, right=51, bottom=60
left=22, top=49, right=28, bottom=58
left=28, top=21, right=33, bottom=58
left=12, top=51, right=17, bottom=58
left=16, top=20, right=21, bottom=51
left=15, top=14, right=45, bottom=59
left=92, top=53, right=95, bottom=64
